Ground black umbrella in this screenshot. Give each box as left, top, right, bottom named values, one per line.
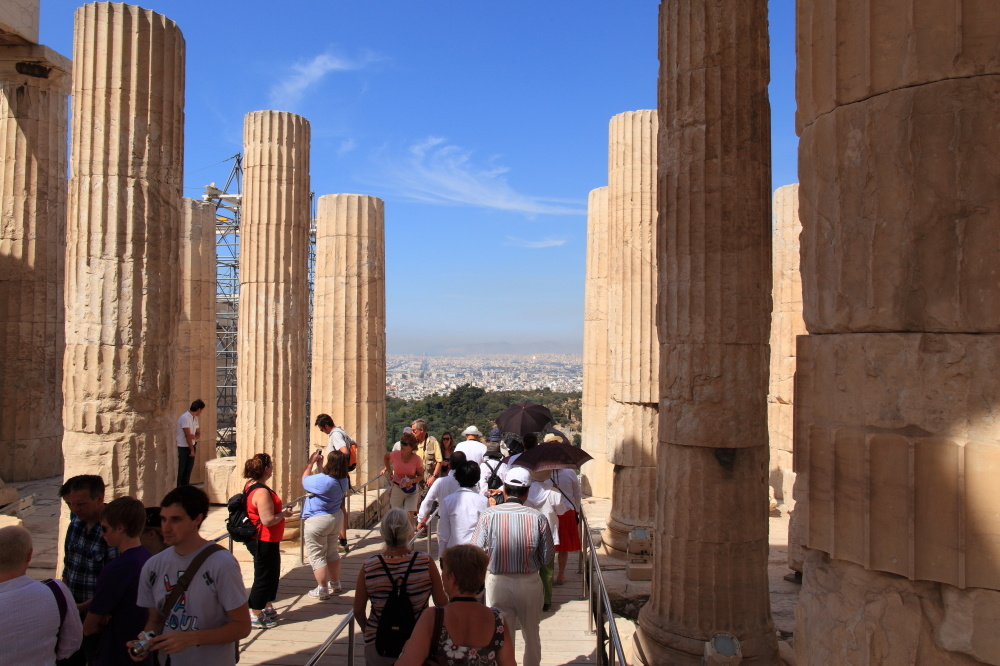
left=495, top=400, right=554, bottom=436
left=513, top=440, right=593, bottom=472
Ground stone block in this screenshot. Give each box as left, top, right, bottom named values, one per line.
left=800, top=77, right=1000, bottom=334
left=603, top=464, right=656, bottom=553
left=795, top=332, right=1000, bottom=590
left=795, top=548, right=992, bottom=665
left=606, top=400, right=656, bottom=468
left=796, top=0, right=1000, bottom=131
left=0, top=514, right=23, bottom=529
left=659, top=343, right=769, bottom=449
left=0, top=483, right=18, bottom=506
left=204, top=456, right=237, bottom=505
left=0, top=0, right=39, bottom=45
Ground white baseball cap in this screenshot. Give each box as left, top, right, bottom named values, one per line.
left=505, top=466, right=532, bottom=487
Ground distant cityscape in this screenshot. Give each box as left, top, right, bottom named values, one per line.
left=386, top=354, right=583, bottom=400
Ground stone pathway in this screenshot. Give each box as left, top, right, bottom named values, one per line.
left=13, top=476, right=798, bottom=665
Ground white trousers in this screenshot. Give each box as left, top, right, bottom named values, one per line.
left=486, top=571, right=543, bottom=666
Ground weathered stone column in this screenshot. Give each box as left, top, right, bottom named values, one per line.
left=63, top=3, right=184, bottom=503
left=633, top=2, right=776, bottom=663
left=794, top=2, right=1000, bottom=662
left=0, top=43, right=70, bottom=481
left=581, top=186, right=613, bottom=499
left=767, top=184, right=802, bottom=509
left=174, top=199, right=217, bottom=484
left=603, top=110, right=658, bottom=552
left=237, top=110, right=310, bottom=500
left=310, top=193, right=386, bottom=486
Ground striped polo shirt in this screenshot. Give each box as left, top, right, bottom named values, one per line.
left=472, top=501, right=554, bottom=575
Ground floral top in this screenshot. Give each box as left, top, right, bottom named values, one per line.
left=430, top=607, right=505, bottom=666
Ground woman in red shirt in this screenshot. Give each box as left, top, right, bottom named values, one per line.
left=243, top=453, right=293, bottom=629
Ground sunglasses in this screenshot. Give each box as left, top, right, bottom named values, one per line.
left=442, top=437, right=452, bottom=441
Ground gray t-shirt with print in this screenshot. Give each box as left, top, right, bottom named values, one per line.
left=137, top=542, right=247, bottom=666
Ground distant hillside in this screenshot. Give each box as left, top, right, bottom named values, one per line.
left=385, top=384, right=582, bottom=449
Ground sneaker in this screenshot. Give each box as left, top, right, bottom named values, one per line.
left=263, top=606, right=278, bottom=619
left=251, top=614, right=276, bottom=629
left=328, top=580, right=342, bottom=593
left=308, top=585, right=330, bottom=600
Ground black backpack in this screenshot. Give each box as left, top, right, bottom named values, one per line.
left=226, top=483, right=265, bottom=543
left=375, top=553, right=420, bottom=658
left=484, top=460, right=503, bottom=491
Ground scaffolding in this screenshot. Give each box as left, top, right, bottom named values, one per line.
left=203, top=156, right=316, bottom=455
left=203, top=155, right=242, bottom=454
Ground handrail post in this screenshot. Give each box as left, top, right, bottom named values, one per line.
left=348, top=615, right=355, bottom=665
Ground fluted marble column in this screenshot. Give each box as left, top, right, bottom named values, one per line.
left=310, top=193, right=386, bottom=485
left=794, top=2, right=1000, bottom=662
left=0, top=44, right=70, bottom=481
left=62, top=3, right=184, bottom=503
left=633, top=2, right=776, bottom=663
left=603, top=110, right=658, bottom=552
left=174, top=198, right=217, bottom=484
left=767, top=184, right=802, bottom=508
left=581, top=186, right=613, bottom=499
left=236, top=110, right=310, bottom=501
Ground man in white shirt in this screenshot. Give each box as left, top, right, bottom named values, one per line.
left=176, top=399, right=205, bottom=487
left=415, top=450, right=466, bottom=529
left=0, top=525, right=83, bottom=665
left=438, top=461, right=488, bottom=552
left=453, top=425, right=488, bottom=464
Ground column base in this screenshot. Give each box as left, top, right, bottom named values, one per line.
left=631, top=620, right=778, bottom=665
left=602, top=518, right=641, bottom=554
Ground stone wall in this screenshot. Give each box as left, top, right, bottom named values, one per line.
left=767, top=184, right=803, bottom=506
left=0, top=45, right=70, bottom=481
left=175, top=199, right=217, bottom=484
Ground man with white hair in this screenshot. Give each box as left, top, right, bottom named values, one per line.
left=453, top=425, right=487, bottom=464
left=0, top=525, right=83, bottom=664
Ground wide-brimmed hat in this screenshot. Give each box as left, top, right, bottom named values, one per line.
left=543, top=433, right=561, bottom=443
left=505, top=466, right=532, bottom=487
left=462, top=425, right=483, bottom=437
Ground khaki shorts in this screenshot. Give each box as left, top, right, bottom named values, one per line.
left=389, top=485, right=419, bottom=512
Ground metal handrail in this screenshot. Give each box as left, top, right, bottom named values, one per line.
left=209, top=531, right=234, bottom=552
left=579, top=506, right=628, bottom=666
left=303, top=611, right=356, bottom=666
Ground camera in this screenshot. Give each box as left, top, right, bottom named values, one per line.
left=128, top=631, right=156, bottom=658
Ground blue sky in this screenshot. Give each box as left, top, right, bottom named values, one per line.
left=40, top=1, right=797, bottom=355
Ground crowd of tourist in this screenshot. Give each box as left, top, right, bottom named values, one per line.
left=0, top=411, right=580, bottom=666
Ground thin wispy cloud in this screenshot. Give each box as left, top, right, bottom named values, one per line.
left=369, top=137, right=586, bottom=216
left=269, top=49, right=383, bottom=108
left=506, top=236, right=567, bottom=249
left=337, top=138, right=357, bottom=156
